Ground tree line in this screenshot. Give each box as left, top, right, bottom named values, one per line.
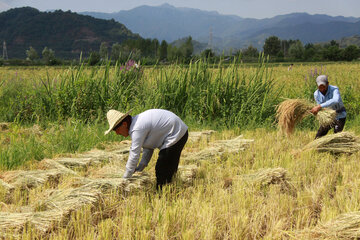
left=1, top=35, right=359, bottom=66
left=262, top=36, right=360, bottom=62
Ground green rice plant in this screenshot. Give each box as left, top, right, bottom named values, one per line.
left=0, top=121, right=122, bottom=170
left=140, top=55, right=280, bottom=128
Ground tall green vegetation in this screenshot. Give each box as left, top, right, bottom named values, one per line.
left=140, top=57, right=277, bottom=127
left=0, top=57, right=278, bottom=128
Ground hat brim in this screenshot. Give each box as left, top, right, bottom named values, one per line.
left=317, top=81, right=328, bottom=87
left=104, top=110, right=132, bottom=135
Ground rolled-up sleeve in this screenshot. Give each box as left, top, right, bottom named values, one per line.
left=320, top=88, right=341, bottom=108
left=123, top=130, right=148, bottom=178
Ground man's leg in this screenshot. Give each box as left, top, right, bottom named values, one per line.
left=315, top=125, right=331, bottom=139
left=155, top=131, right=188, bottom=189
left=334, top=118, right=346, bottom=133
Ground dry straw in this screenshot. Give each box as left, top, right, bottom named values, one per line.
left=276, top=99, right=336, bottom=135
left=303, top=132, right=360, bottom=154
left=243, top=167, right=289, bottom=186
left=300, top=211, right=360, bottom=239
left=242, top=167, right=296, bottom=195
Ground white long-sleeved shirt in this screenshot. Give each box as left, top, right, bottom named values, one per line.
left=123, top=109, right=188, bottom=178
left=314, top=85, right=346, bottom=119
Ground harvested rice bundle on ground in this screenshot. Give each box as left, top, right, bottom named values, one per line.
left=188, top=130, right=217, bottom=143
left=303, top=132, right=360, bottom=154
left=242, top=167, right=296, bottom=195
left=276, top=99, right=336, bottom=135
left=301, top=211, right=360, bottom=239
left=177, top=165, right=198, bottom=185
left=0, top=169, right=65, bottom=190
left=243, top=167, right=288, bottom=186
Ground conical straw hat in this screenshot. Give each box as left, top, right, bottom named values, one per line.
left=104, top=109, right=132, bottom=135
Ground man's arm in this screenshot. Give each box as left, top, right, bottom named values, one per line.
left=311, top=91, right=322, bottom=115
left=319, top=88, right=341, bottom=108
left=123, top=130, right=148, bottom=178
left=135, top=148, right=154, bottom=172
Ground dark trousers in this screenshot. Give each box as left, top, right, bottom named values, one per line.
left=155, top=131, right=188, bottom=189
left=315, top=118, right=346, bottom=139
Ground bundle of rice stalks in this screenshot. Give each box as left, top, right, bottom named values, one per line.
left=303, top=211, right=360, bottom=239
left=315, top=107, right=337, bottom=128
left=0, top=179, right=14, bottom=203
left=0, top=169, right=65, bottom=190
left=276, top=99, right=336, bottom=135
left=38, top=159, right=77, bottom=175
left=211, top=135, right=254, bottom=150
left=188, top=130, right=216, bottom=143
left=243, top=167, right=289, bottom=186
left=303, top=132, right=360, bottom=154
left=177, top=165, right=198, bottom=184
left=35, top=187, right=102, bottom=212
left=0, top=212, right=33, bottom=234
left=242, top=168, right=296, bottom=195
left=276, top=99, right=313, bottom=135
left=182, top=135, right=254, bottom=163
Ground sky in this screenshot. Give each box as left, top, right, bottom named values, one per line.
left=1, top=0, right=359, bottom=19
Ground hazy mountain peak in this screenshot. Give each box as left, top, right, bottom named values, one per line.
left=159, top=3, right=176, bottom=9
left=81, top=4, right=360, bottom=50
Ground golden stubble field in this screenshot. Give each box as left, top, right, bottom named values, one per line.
left=0, top=62, right=360, bottom=239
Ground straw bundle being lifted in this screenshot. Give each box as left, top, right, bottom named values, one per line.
left=276, top=99, right=336, bottom=135
left=303, top=132, right=360, bottom=154
left=315, top=107, right=337, bottom=128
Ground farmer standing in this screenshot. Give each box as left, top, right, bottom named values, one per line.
left=310, top=75, right=346, bottom=139
left=105, top=109, right=188, bottom=189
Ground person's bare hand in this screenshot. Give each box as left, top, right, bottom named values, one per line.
left=310, top=105, right=322, bottom=115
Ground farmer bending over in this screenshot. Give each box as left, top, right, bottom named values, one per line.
left=105, top=109, right=188, bottom=189
left=310, top=75, right=346, bottom=139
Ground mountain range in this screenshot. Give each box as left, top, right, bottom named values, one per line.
left=1, top=5, right=360, bottom=59
left=82, top=3, right=360, bottom=50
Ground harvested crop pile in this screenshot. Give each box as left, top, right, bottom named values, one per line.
left=303, top=132, right=360, bottom=154
left=188, top=130, right=216, bottom=143
left=243, top=168, right=288, bottom=186
left=276, top=99, right=336, bottom=135
left=242, top=167, right=295, bottom=194
left=300, top=211, right=360, bottom=239
left=0, top=169, right=68, bottom=189
left=183, top=135, right=254, bottom=162
left=177, top=165, right=198, bottom=184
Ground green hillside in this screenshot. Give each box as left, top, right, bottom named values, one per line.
left=0, top=7, right=141, bottom=59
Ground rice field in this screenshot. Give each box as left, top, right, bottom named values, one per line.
left=1, top=60, right=360, bottom=239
